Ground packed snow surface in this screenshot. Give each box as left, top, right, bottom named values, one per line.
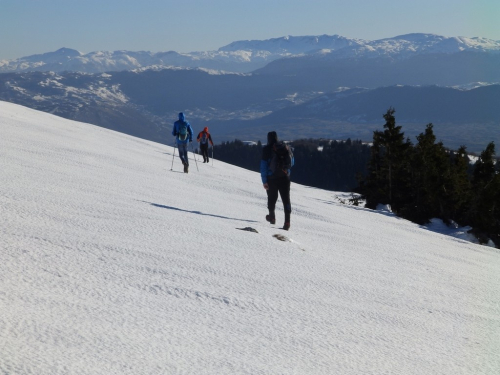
left=1, top=101, right=499, bottom=375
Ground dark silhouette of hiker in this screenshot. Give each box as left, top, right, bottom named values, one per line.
left=196, top=126, right=214, bottom=163
left=260, top=131, right=294, bottom=230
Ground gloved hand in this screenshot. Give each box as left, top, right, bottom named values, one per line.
left=189, top=138, right=193, bottom=143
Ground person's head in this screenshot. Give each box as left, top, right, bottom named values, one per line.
left=267, top=131, right=278, bottom=145
left=204, top=127, right=209, bottom=133
left=178, top=112, right=185, bottom=121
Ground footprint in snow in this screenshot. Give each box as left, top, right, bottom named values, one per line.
left=273, top=234, right=289, bottom=242
left=236, top=227, right=259, bottom=233
left=273, top=234, right=306, bottom=251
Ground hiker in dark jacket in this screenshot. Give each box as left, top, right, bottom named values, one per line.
left=196, top=126, right=214, bottom=163
left=172, top=112, right=194, bottom=173
left=260, top=131, right=294, bottom=230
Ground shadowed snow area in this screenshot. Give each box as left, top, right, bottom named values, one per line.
left=1, top=101, right=499, bottom=374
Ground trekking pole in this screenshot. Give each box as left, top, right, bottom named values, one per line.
left=170, top=140, right=177, bottom=171
left=190, top=142, right=199, bottom=172
left=211, top=145, right=214, bottom=166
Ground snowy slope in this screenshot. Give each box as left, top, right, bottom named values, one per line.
left=1, top=101, right=500, bottom=375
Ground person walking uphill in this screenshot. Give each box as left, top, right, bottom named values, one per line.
left=172, top=112, right=194, bottom=173
left=260, top=131, right=294, bottom=230
left=197, top=127, right=214, bottom=163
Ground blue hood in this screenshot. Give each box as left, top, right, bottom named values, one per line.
left=178, top=112, right=185, bottom=121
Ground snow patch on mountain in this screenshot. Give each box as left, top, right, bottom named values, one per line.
left=320, top=33, right=500, bottom=60
left=218, top=34, right=364, bottom=54
left=3, top=33, right=499, bottom=74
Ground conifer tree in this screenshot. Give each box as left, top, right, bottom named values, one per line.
left=470, top=142, right=499, bottom=242
left=364, top=108, right=412, bottom=211
left=408, top=124, right=453, bottom=223
left=448, top=145, right=472, bottom=225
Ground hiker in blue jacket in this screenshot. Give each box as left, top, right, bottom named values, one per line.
left=260, top=131, right=294, bottom=230
left=172, top=112, right=194, bottom=173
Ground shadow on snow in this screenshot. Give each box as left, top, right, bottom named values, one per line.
left=142, top=201, right=259, bottom=223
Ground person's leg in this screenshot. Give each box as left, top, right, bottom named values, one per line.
left=277, top=177, right=291, bottom=228
left=181, top=144, right=189, bottom=165
left=266, top=179, right=279, bottom=223
left=201, top=144, right=208, bottom=162
left=177, top=142, right=186, bottom=165
left=178, top=143, right=189, bottom=172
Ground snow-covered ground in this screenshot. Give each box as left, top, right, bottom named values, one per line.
left=1, top=101, right=499, bottom=375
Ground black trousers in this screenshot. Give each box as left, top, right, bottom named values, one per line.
left=267, top=177, right=291, bottom=222
left=200, top=143, right=209, bottom=161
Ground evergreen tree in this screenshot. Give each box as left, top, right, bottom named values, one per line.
left=363, top=108, right=412, bottom=211
left=473, top=142, right=496, bottom=187
left=406, top=124, right=453, bottom=223
left=469, top=142, right=499, bottom=243
left=448, top=145, right=472, bottom=225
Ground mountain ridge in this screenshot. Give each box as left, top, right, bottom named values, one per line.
left=2, top=33, right=499, bottom=74
left=1, top=33, right=499, bottom=154
left=1, top=68, right=499, bottom=152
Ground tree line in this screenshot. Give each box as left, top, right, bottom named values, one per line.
left=211, top=110, right=499, bottom=247
left=212, top=138, right=371, bottom=192
left=358, top=108, right=499, bottom=247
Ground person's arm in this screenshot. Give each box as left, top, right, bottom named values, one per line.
left=209, top=134, right=214, bottom=146
left=260, top=160, right=269, bottom=189
left=172, top=122, right=177, bottom=136
left=188, top=124, right=193, bottom=142
left=260, top=146, right=270, bottom=188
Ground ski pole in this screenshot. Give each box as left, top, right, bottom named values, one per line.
left=211, top=145, right=214, bottom=166
left=190, top=142, right=199, bottom=172
left=170, top=140, right=177, bottom=171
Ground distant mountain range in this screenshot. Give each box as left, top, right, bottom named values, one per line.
left=1, top=33, right=499, bottom=153
left=1, top=68, right=498, bottom=152
left=1, top=33, right=500, bottom=74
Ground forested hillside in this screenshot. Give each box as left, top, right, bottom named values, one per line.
left=213, top=139, right=371, bottom=192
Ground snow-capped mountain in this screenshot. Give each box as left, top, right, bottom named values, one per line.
left=2, top=33, right=499, bottom=154
left=319, top=33, right=500, bottom=60
left=2, top=101, right=499, bottom=374
left=0, top=48, right=272, bottom=74
left=218, top=34, right=365, bottom=54
left=1, top=33, right=499, bottom=74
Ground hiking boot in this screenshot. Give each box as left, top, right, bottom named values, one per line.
left=266, top=215, right=276, bottom=225
left=283, top=222, right=290, bottom=231
left=184, top=164, right=189, bottom=173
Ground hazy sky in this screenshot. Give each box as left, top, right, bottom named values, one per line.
left=1, top=0, right=499, bottom=60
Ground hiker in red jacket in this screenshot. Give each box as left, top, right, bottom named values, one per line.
left=197, top=127, right=214, bottom=163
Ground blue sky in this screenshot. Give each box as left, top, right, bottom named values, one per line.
left=1, top=0, right=499, bottom=60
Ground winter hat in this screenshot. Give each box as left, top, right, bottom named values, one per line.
left=178, top=112, right=185, bottom=121
left=267, top=131, right=278, bottom=145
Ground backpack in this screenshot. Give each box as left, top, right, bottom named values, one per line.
left=269, top=141, right=293, bottom=178
left=200, top=131, right=209, bottom=145
left=178, top=121, right=188, bottom=141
